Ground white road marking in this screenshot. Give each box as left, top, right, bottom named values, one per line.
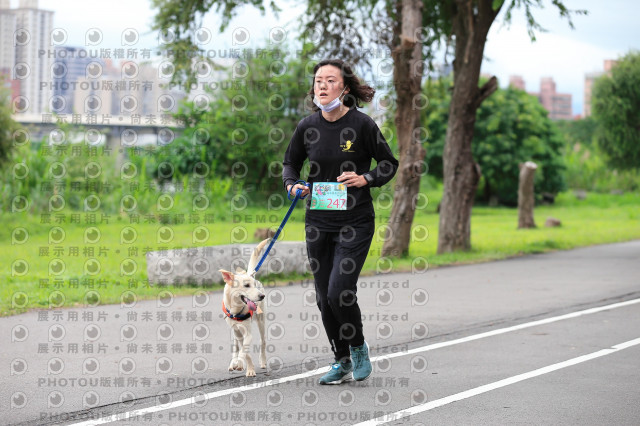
left=355, top=337, right=640, bottom=425
left=371, top=297, right=640, bottom=363
left=68, top=297, right=640, bottom=425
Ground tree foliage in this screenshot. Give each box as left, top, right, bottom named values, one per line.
left=591, top=51, right=640, bottom=170
left=151, top=0, right=280, bottom=89
left=502, top=0, right=581, bottom=40
left=556, top=117, right=640, bottom=192
left=554, top=116, right=598, bottom=148
left=424, top=78, right=566, bottom=205
left=148, top=46, right=310, bottom=195
left=0, top=77, right=19, bottom=166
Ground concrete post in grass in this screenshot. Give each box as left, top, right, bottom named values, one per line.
left=518, top=161, right=538, bottom=229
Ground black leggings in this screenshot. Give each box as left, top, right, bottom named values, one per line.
left=305, top=219, right=375, bottom=362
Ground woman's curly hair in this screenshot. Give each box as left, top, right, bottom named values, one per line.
left=308, top=59, right=375, bottom=111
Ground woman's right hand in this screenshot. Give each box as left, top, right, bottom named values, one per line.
left=288, top=183, right=310, bottom=198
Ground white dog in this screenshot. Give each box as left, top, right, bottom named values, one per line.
left=219, top=238, right=270, bottom=377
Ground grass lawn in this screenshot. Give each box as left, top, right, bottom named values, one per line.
left=1, top=189, right=639, bottom=317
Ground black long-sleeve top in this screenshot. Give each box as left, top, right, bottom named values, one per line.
left=282, top=108, right=399, bottom=230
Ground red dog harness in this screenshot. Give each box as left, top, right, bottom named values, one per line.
left=222, top=301, right=254, bottom=322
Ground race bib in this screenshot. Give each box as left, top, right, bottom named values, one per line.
left=310, top=182, right=347, bottom=210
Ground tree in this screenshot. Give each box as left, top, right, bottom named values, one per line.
left=435, top=0, right=500, bottom=252
left=0, top=76, right=19, bottom=166
left=148, top=46, right=308, bottom=194
left=591, top=51, right=640, bottom=170
left=381, top=0, right=427, bottom=256
left=556, top=116, right=640, bottom=192
left=436, top=0, right=583, bottom=253
left=424, top=80, right=566, bottom=205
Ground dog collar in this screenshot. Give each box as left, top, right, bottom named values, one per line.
left=222, top=301, right=254, bottom=322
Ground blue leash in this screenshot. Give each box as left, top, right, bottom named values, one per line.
left=252, top=180, right=308, bottom=275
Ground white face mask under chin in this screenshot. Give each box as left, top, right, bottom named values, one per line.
left=313, top=87, right=347, bottom=112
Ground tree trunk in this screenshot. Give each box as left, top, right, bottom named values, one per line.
left=437, top=0, right=501, bottom=254
left=381, top=0, right=426, bottom=257
left=517, top=161, right=538, bottom=228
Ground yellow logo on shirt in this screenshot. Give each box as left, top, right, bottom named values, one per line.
left=341, top=140, right=355, bottom=152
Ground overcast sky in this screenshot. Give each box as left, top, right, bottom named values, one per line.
left=30, top=0, right=640, bottom=116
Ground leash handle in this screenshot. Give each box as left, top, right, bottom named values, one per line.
left=287, top=180, right=309, bottom=201
left=252, top=180, right=308, bottom=275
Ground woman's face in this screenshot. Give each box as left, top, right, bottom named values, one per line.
left=313, top=65, right=349, bottom=106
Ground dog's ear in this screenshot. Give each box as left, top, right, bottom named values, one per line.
left=219, top=269, right=234, bottom=285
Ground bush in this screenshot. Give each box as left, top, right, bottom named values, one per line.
left=423, top=78, right=566, bottom=205
left=556, top=118, right=640, bottom=192
left=0, top=134, right=235, bottom=217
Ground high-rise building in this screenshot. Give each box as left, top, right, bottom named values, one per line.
left=0, top=0, right=17, bottom=72
left=583, top=60, right=618, bottom=117
left=72, top=59, right=120, bottom=116
left=129, top=62, right=169, bottom=116
left=70, top=59, right=181, bottom=118
left=73, top=76, right=114, bottom=116
left=535, top=77, right=572, bottom=120
left=0, top=1, right=20, bottom=100
left=1, top=0, right=54, bottom=115
left=508, top=75, right=572, bottom=120
left=52, top=46, right=104, bottom=114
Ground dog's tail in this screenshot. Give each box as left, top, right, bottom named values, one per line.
left=247, top=238, right=271, bottom=276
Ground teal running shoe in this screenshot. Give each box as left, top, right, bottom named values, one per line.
left=318, top=361, right=353, bottom=385
left=350, top=341, right=372, bottom=381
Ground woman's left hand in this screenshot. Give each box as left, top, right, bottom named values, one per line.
left=337, top=171, right=367, bottom=187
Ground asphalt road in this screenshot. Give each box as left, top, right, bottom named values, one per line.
left=2, top=240, right=639, bottom=425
